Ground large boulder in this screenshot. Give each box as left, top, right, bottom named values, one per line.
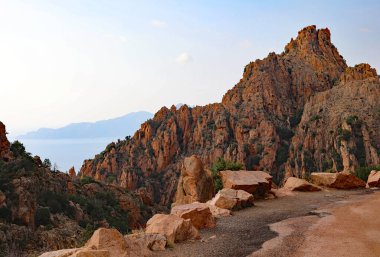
left=85, top=228, right=127, bottom=257
left=367, top=170, right=380, bottom=187
left=125, top=232, right=166, bottom=252
left=145, top=214, right=200, bottom=245
left=208, top=188, right=254, bottom=210
left=219, top=170, right=272, bottom=197
left=171, top=202, right=215, bottom=229
left=283, top=177, right=321, bottom=192
left=173, top=155, right=214, bottom=206
left=310, top=172, right=366, bottom=189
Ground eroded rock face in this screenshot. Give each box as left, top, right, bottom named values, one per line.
left=220, top=170, right=272, bottom=197
left=367, top=170, right=380, bottom=187
left=171, top=202, right=215, bottom=229
left=283, top=177, right=321, bottom=192
left=173, top=156, right=214, bottom=206
left=79, top=26, right=351, bottom=205
left=145, top=214, right=200, bottom=245
left=208, top=188, right=254, bottom=210
left=0, top=121, right=11, bottom=161
left=286, top=63, right=380, bottom=178
left=310, top=172, right=366, bottom=189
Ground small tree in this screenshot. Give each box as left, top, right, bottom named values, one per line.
left=43, top=159, right=52, bottom=169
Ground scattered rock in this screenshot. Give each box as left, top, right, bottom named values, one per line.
left=171, top=202, right=215, bottom=229
left=208, top=188, right=254, bottom=210
left=145, top=214, right=200, bottom=245
left=310, top=172, right=366, bottom=189
left=220, top=170, right=272, bottom=197
left=173, top=155, right=214, bottom=206
left=283, top=177, right=321, bottom=191
left=367, top=170, right=380, bottom=187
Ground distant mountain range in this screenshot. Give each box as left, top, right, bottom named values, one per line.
left=18, top=111, right=153, bottom=139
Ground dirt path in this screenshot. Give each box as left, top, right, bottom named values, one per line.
left=154, top=189, right=371, bottom=257
left=250, top=189, right=380, bottom=257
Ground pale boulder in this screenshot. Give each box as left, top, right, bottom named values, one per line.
left=367, top=170, right=380, bottom=187
left=171, top=202, right=215, bottom=229
left=174, top=155, right=214, bottom=206
left=205, top=202, right=232, bottom=218
left=125, top=232, right=166, bottom=251
left=220, top=170, right=272, bottom=197
left=310, top=172, right=366, bottom=189
left=146, top=214, right=200, bottom=245
left=284, top=177, right=321, bottom=191
left=208, top=188, right=254, bottom=210
left=85, top=228, right=127, bottom=257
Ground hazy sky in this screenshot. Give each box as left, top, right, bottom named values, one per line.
left=1, top=0, right=379, bottom=136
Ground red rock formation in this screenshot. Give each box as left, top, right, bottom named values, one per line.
left=0, top=121, right=12, bottom=161
left=79, top=26, right=378, bottom=206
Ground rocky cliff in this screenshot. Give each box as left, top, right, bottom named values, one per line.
left=0, top=123, right=151, bottom=257
left=79, top=25, right=379, bottom=206
left=286, top=64, right=380, bottom=177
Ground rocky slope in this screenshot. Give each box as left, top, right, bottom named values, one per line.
left=79, top=25, right=379, bottom=207
left=0, top=122, right=152, bottom=257
left=285, top=64, right=380, bottom=178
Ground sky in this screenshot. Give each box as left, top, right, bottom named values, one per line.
left=1, top=0, right=379, bottom=136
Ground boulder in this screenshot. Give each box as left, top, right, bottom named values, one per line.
left=125, top=232, right=166, bottom=251
left=145, top=214, right=200, bottom=245
left=208, top=188, right=254, bottom=210
left=85, top=228, right=127, bottom=257
left=39, top=249, right=80, bottom=257
left=205, top=202, right=232, bottom=218
left=367, top=170, right=380, bottom=187
left=219, top=170, right=272, bottom=197
left=171, top=202, right=215, bottom=229
left=310, top=172, right=366, bottom=189
left=173, top=155, right=214, bottom=206
left=283, top=177, right=321, bottom=192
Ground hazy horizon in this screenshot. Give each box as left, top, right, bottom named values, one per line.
left=1, top=0, right=379, bottom=136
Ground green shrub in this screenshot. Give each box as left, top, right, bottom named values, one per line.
left=35, top=207, right=51, bottom=227
left=275, top=144, right=289, bottom=166
left=355, top=165, right=380, bottom=181
left=80, top=176, right=96, bottom=185
left=290, top=109, right=303, bottom=127
left=211, top=158, right=243, bottom=192
left=346, top=115, right=360, bottom=126
left=310, top=115, right=321, bottom=122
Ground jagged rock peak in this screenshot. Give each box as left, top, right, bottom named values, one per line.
left=340, top=63, right=378, bottom=83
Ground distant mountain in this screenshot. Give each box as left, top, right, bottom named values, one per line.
left=18, top=111, right=153, bottom=139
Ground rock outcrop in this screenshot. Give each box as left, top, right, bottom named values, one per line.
left=0, top=121, right=151, bottom=257
left=0, top=121, right=11, bottom=161
left=286, top=63, right=380, bottom=178
left=220, top=170, right=272, bottom=197
left=80, top=25, right=357, bottom=206
left=171, top=202, right=215, bottom=229
left=208, top=188, right=254, bottom=210
left=173, top=155, right=214, bottom=206
left=283, top=177, right=321, bottom=191
left=367, top=170, right=380, bottom=187
left=145, top=214, right=200, bottom=245
left=310, top=172, right=366, bottom=189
